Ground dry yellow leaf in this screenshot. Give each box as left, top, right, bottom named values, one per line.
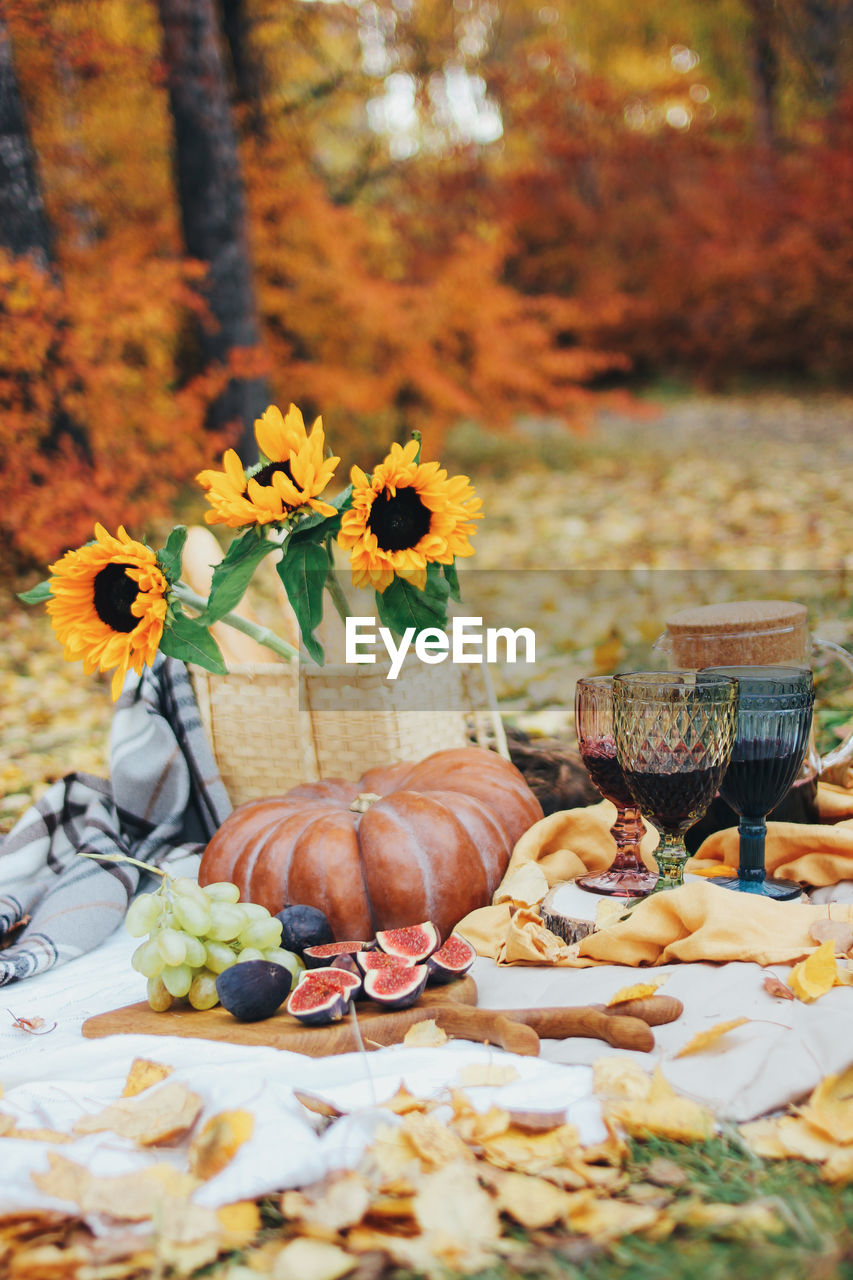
left=380, top=1084, right=432, bottom=1114
left=671, top=1199, right=784, bottom=1237
left=592, top=1057, right=655, bottom=1102
left=606, top=981, right=663, bottom=1007
left=293, top=1091, right=344, bottom=1119
left=770, top=1116, right=840, bottom=1161
left=281, top=1172, right=371, bottom=1234
left=450, top=1099, right=512, bottom=1146
left=763, top=975, right=795, bottom=1000
left=1, top=1125, right=70, bottom=1143
left=364, top=1193, right=417, bottom=1225
left=400, top=1112, right=472, bottom=1167
left=796, top=1064, right=853, bottom=1144
left=217, top=1200, right=261, bottom=1244
left=488, top=1169, right=573, bottom=1229
left=607, top=1069, right=714, bottom=1144
left=189, top=1109, right=254, bottom=1180
left=737, top=1118, right=791, bottom=1160
left=788, top=939, right=838, bottom=1002
left=402, top=1019, right=449, bottom=1049
left=673, top=1017, right=749, bottom=1059
left=456, top=1064, right=520, bottom=1088
left=822, top=1146, right=853, bottom=1184
left=121, top=1058, right=173, bottom=1098
left=479, top=1123, right=581, bottom=1173
left=31, top=1153, right=197, bottom=1220
left=72, top=1081, right=203, bottom=1146
left=271, top=1237, right=356, bottom=1280
left=413, top=1161, right=502, bottom=1272
left=366, top=1123, right=422, bottom=1186
left=565, top=1190, right=661, bottom=1239
left=152, top=1197, right=224, bottom=1275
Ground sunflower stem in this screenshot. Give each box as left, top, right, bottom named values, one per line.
left=324, top=569, right=351, bottom=626
left=171, top=582, right=299, bottom=662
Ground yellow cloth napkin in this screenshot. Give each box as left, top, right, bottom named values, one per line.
left=505, top=882, right=853, bottom=968
left=494, top=799, right=660, bottom=886
left=455, top=793, right=853, bottom=968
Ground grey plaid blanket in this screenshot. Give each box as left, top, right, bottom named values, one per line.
left=0, top=657, right=232, bottom=985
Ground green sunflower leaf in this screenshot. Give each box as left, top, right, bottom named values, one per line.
left=442, top=559, right=461, bottom=602
left=17, top=579, right=52, bottom=605
left=375, top=570, right=451, bottom=638
left=288, top=483, right=354, bottom=547
left=202, top=529, right=281, bottom=624
left=159, top=613, right=227, bottom=673
left=157, top=525, right=188, bottom=583
left=277, top=539, right=328, bottom=666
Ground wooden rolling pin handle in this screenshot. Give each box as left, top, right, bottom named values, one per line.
left=596, top=1012, right=655, bottom=1052
left=600, top=995, right=684, bottom=1026
left=431, top=1007, right=541, bottom=1057
left=502, top=1007, right=655, bottom=1052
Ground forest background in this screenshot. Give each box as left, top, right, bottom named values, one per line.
left=2, top=0, right=853, bottom=574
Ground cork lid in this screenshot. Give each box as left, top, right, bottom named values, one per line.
left=665, top=600, right=807, bottom=637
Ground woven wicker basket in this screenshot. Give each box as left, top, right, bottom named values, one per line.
left=190, top=659, right=507, bottom=806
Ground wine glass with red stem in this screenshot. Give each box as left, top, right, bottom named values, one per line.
left=574, top=676, right=659, bottom=898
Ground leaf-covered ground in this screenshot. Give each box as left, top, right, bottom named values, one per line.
left=4, top=389, right=853, bottom=834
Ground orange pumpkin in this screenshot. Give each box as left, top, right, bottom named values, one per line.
left=199, top=747, right=543, bottom=941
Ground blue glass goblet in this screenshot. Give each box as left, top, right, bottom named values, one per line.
left=702, top=666, right=814, bottom=900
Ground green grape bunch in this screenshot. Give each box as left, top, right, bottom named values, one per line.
left=125, top=873, right=304, bottom=1011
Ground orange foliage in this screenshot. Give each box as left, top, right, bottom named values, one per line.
left=482, top=36, right=853, bottom=384
left=245, top=134, right=625, bottom=466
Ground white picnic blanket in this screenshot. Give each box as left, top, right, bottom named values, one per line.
left=2, top=849, right=853, bottom=1223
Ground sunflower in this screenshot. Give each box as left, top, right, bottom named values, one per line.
left=337, top=439, right=482, bottom=593
left=196, top=403, right=340, bottom=528
left=46, top=524, right=169, bottom=700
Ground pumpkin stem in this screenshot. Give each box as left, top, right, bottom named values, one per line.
left=350, top=792, right=381, bottom=813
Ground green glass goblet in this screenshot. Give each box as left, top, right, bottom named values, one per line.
left=613, top=671, right=739, bottom=891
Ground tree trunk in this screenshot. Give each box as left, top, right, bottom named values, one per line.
left=156, top=0, right=269, bottom=459
left=218, top=0, right=266, bottom=136
left=0, top=15, right=54, bottom=268
left=745, top=0, right=780, bottom=152
left=0, top=15, right=91, bottom=462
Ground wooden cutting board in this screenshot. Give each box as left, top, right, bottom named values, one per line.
left=82, top=978, right=669, bottom=1057
left=82, top=976, right=487, bottom=1058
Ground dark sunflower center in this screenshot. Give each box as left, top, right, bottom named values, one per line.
left=367, top=486, right=431, bottom=552
left=252, top=460, right=295, bottom=489
left=92, top=563, right=139, bottom=633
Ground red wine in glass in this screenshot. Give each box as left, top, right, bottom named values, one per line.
left=621, top=759, right=728, bottom=834
left=613, top=671, right=739, bottom=891
left=702, top=666, right=814, bottom=900
left=575, top=678, right=658, bottom=899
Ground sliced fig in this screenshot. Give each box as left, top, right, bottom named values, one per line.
left=295, top=967, right=358, bottom=998
left=286, top=977, right=349, bottom=1025
left=363, top=963, right=428, bottom=1010
left=426, top=933, right=476, bottom=984
left=374, top=922, right=440, bottom=963
left=303, top=940, right=370, bottom=969
left=275, top=904, right=335, bottom=954
left=331, top=953, right=363, bottom=979
left=356, top=951, right=416, bottom=974
left=215, top=960, right=292, bottom=1022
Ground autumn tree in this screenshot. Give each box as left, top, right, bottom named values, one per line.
left=156, top=0, right=269, bottom=457
left=0, top=13, right=53, bottom=267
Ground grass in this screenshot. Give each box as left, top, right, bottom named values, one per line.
left=386, top=1137, right=853, bottom=1280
